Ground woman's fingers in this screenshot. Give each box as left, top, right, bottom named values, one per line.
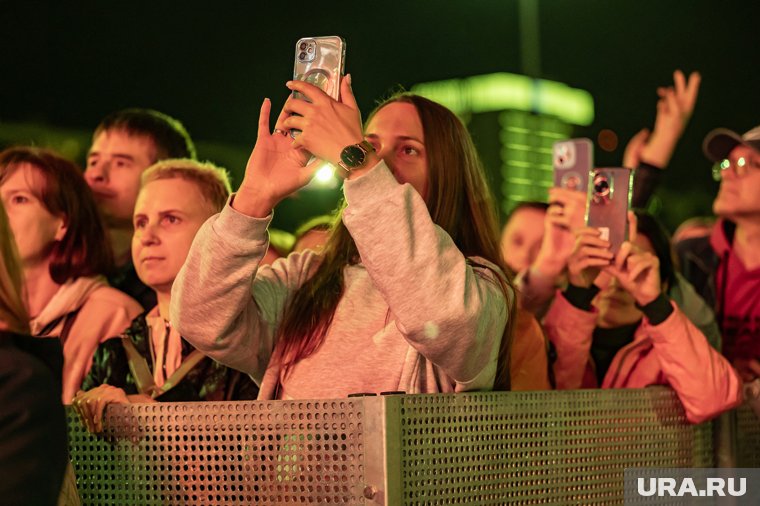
left=93, top=397, right=110, bottom=433
left=282, top=95, right=314, bottom=118
left=257, top=98, right=272, bottom=139
left=286, top=79, right=330, bottom=105
left=546, top=205, right=571, bottom=228
left=683, top=71, right=701, bottom=112
left=282, top=115, right=306, bottom=135
left=627, top=211, right=638, bottom=244
left=578, top=243, right=613, bottom=259
left=339, top=74, right=359, bottom=110
left=627, top=261, right=651, bottom=282
left=73, top=387, right=123, bottom=433
left=673, top=69, right=686, bottom=97
left=273, top=96, right=295, bottom=133
left=614, top=241, right=633, bottom=270
left=81, top=397, right=96, bottom=433
left=72, top=393, right=89, bottom=431
left=578, top=257, right=613, bottom=270
left=576, top=232, right=612, bottom=250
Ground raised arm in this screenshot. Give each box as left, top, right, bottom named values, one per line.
left=517, top=187, right=586, bottom=316
left=627, top=70, right=701, bottom=207
left=171, top=97, right=322, bottom=381
left=341, top=163, right=509, bottom=388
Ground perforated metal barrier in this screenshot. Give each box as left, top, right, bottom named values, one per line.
left=66, top=388, right=722, bottom=505
left=68, top=400, right=369, bottom=505
left=736, top=403, right=760, bottom=468
left=394, top=390, right=712, bottom=505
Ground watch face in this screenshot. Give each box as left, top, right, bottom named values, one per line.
left=340, top=144, right=366, bottom=168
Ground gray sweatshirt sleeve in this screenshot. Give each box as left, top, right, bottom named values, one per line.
left=170, top=201, right=318, bottom=383
left=342, top=162, right=511, bottom=389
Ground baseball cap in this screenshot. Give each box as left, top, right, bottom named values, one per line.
left=703, top=125, right=760, bottom=162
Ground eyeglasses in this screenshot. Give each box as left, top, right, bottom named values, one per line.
left=712, top=156, right=760, bottom=181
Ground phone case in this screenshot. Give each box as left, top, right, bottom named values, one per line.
left=553, top=138, right=593, bottom=192
left=293, top=36, right=346, bottom=101
left=585, top=167, right=633, bottom=254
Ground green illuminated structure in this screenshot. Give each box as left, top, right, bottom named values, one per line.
left=411, top=72, right=594, bottom=217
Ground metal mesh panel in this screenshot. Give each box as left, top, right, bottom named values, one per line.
left=396, top=388, right=713, bottom=505
left=66, top=389, right=717, bottom=505
left=736, top=403, right=760, bottom=467
left=67, top=400, right=366, bottom=505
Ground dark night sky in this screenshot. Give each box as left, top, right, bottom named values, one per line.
left=2, top=0, right=759, bottom=230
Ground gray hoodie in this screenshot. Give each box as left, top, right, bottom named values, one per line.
left=171, top=162, right=510, bottom=399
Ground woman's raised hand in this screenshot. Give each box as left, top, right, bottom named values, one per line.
left=234, top=97, right=320, bottom=218
left=281, top=75, right=364, bottom=166
left=532, top=188, right=586, bottom=279
left=603, top=212, right=661, bottom=306
left=604, top=241, right=661, bottom=307
left=566, top=227, right=614, bottom=288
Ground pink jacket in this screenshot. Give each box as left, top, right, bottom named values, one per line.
left=544, top=292, right=743, bottom=423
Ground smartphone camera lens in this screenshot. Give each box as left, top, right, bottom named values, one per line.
left=299, top=51, right=307, bottom=60
left=593, top=174, right=610, bottom=198
left=299, top=42, right=308, bottom=51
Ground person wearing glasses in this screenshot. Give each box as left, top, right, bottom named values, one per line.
left=677, top=126, right=760, bottom=381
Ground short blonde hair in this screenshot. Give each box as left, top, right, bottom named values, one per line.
left=141, top=158, right=231, bottom=212
left=0, top=202, right=29, bottom=334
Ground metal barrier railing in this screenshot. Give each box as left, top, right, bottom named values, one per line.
left=66, top=388, right=732, bottom=505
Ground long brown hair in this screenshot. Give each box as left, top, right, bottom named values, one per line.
left=0, top=147, right=115, bottom=284
left=274, top=93, right=516, bottom=390
left=0, top=202, right=29, bottom=334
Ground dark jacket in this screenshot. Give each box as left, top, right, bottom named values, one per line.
left=0, top=332, right=67, bottom=506
left=108, top=260, right=157, bottom=312
left=82, top=312, right=259, bottom=402
left=675, top=220, right=735, bottom=312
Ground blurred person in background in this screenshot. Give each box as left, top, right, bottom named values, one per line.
left=680, top=125, right=760, bottom=381
left=544, top=210, right=741, bottom=423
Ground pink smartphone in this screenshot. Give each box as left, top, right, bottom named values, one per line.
left=553, top=138, right=593, bottom=192
left=585, top=167, right=633, bottom=253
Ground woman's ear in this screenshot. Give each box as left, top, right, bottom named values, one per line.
left=54, top=216, right=68, bottom=242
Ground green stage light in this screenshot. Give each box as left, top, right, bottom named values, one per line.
left=411, top=72, right=594, bottom=126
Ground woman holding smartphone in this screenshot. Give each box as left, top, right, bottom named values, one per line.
left=544, top=210, right=742, bottom=423
left=172, top=76, right=515, bottom=398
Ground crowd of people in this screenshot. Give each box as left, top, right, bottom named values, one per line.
left=0, top=68, right=758, bottom=502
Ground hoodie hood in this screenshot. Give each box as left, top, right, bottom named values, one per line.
left=29, top=276, right=108, bottom=336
